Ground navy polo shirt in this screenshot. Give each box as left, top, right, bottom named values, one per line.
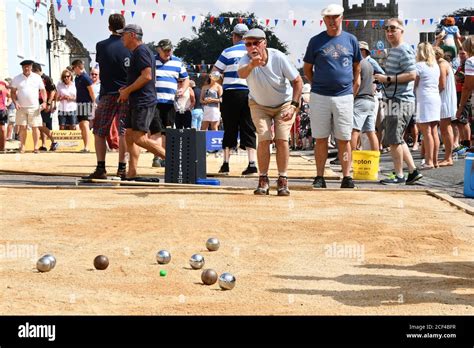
left=127, top=44, right=156, bottom=108
left=75, top=73, right=93, bottom=103
left=96, top=35, right=131, bottom=97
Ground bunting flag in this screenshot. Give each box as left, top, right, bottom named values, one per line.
left=371, top=20, right=376, bottom=28
left=421, top=19, right=425, bottom=25
left=430, top=18, right=434, bottom=25
left=57, top=0, right=62, bottom=12
left=101, top=0, right=105, bottom=6
left=100, top=8, right=105, bottom=16
left=163, top=13, right=167, bottom=21
left=152, top=12, right=156, bottom=19
left=345, top=20, right=349, bottom=28
left=67, top=0, right=72, bottom=5
left=133, top=0, right=137, bottom=4
left=181, top=15, right=186, bottom=22
left=354, top=20, right=359, bottom=28
left=122, top=0, right=126, bottom=5
left=238, top=17, right=243, bottom=24
left=68, top=5, right=73, bottom=12
left=229, top=17, right=234, bottom=25
left=219, top=17, right=224, bottom=24
left=302, top=20, right=306, bottom=27
left=274, top=19, right=279, bottom=26
left=209, top=16, right=214, bottom=24
left=320, top=19, right=323, bottom=26
left=121, top=10, right=125, bottom=16
left=379, top=19, right=384, bottom=27
left=79, top=6, right=84, bottom=14
left=404, top=19, right=409, bottom=26
left=88, top=0, right=92, bottom=6
left=131, top=11, right=135, bottom=17
left=89, top=7, right=94, bottom=14
left=265, top=19, right=270, bottom=26
left=246, top=18, right=252, bottom=26
left=363, top=20, right=367, bottom=27
left=293, top=19, right=297, bottom=27
left=191, top=15, right=196, bottom=23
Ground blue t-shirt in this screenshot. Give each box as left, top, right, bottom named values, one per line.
left=75, top=73, right=93, bottom=103
left=96, top=35, right=131, bottom=97
left=127, top=44, right=156, bottom=108
left=303, top=31, right=361, bottom=96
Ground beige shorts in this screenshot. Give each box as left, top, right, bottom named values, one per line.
left=16, top=106, right=42, bottom=127
left=249, top=99, right=295, bottom=142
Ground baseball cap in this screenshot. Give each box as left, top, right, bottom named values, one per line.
left=321, top=4, right=344, bottom=16
left=20, top=60, right=34, bottom=66
left=116, top=24, right=143, bottom=36
left=359, top=41, right=369, bottom=52
left=243, top=28, right=266, bottom=40
left=232, top=23, right=249, bottom=35
left=157, top=39, right=173, bottom=50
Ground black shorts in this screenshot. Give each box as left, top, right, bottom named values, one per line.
left=221, top=89, right=256, bottom=150
left=157, top=103, right=174, bottom=134
left=0, top=110, right=7, bottom=125
left=125, top=105, right=163, bottom=134
left=41, top=110, right=53, bottom=130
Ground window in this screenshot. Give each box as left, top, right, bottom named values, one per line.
left=38, top=23, right=45, bottom=63
left=29, top=18, right=34, bottom=59
left=16, top=10, right=23, bottom=57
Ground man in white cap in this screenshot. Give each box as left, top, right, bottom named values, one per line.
left=303, top=4, right=361, bottom=189
left=212, top=23, right=258, bottom=176
left=238, top=28, right=302, bottom=196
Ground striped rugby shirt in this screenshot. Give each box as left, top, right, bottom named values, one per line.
left=214, top=41, right=248, bottom=91
left=384, top=43, right=416, bottom=102
left=155, top=55, right=189, bottom=104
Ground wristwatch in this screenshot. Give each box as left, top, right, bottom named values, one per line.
left=386, top=76, right=392, bottom=83
left=290, top=100, right=299, bottom=108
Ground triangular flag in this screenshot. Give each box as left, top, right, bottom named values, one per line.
left=68, top=5, right=72, bottom=12
left=100, top=8, right=104, bottom=16
left=430, top=18, right=434, bottom=25
left=122, top=0, right=125, bottom=5
left=141, top=11, right=146, bottom=18
left=89, top=7, right=94, bottom=14
left=101, top=0, right=105, bottom=6
left=471, top=16, right=474, bottom=23
left=345, top=20, right=349, bottom=28
left=371, top=20, right=376, bottom=28
left=152, top=12, right=156, bottom=19
left=163, top=13, right=167, bottom=21
left=131, top=11, right=135, bottom=17
left=88, top=0, right=92, bottom=6
left=302, top=20, right=306, bottom=27
left=229, top=17, right=234, bottom=25
left=463, top=17, right=468, bottom=23
left=219, top=17, right=224, bottom=24
left=411, top=45, right=415, bottom=50
left=354, top=20, right=359, bottom=27
left=265, top=19, right=270, bottom=26
left=182, top=15, right=186, bottom=22
left=404, top=19, right=408, bottom=26
left=57, top=3, right=62, bottom=11
left=197, top=73, right=200, bottom=78
left=200, top=16, right=205, bottom=23
left=247, top=18, right=252, bottom=26
left=363, top=20, right=367, bottom=27
left=67, top=0, right=72, bottom=5
left=238, top=17, right=243, bottom=24
left=379, top=19, right=384, bottom=27
left=172, top=15, right=176, bottom=22
left=210, top=16, right=214, bottom=24
left=121, top=10, right=125, bottom=16
left=191, top=16, right=195, bottom=22
left=79, top=6, right=84, bottom=14
left=133, top=0, right=137, bottom=4
left=275, top=19, right=279, bottom=26
left=293, top=19, right=297, bottom=26
left=454, top=16, right=459, bottom=22
left=421, top=19, right=425, bottom=25
left=320, top=19, right=323, bottom=26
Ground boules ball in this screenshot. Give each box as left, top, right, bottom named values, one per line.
left=189, top=254, right=205, bottom=269
left=36, top=256, right=52, bottom=273
left=201, top=269, right=218, bottom=285
left=218, top=272, right=236, bottom=290
left=206, top=237, right=220, bottom=252
left=156, top=250, right=171, bottom=265
left=93, top=255, right=109, bottom=270
left=43, top=254, right=56, bottom=269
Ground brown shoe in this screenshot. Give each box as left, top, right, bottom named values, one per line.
left=254, top=175, right=269, bottom=195
left=116, top=168, right=126, bottom=180
left=82, top=168, right=107, bottom=180
left=277, top=176, right=290, bottom=196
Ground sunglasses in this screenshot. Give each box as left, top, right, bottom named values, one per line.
left=64, top=75, right=71, bottom=78
left=384, top=25, right=402, bottom=32
left=91, top=74, right=98, bottom=76
left=245, top=40, right=264, bottom=48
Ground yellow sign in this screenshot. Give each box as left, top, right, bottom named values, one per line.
left=25, top=130, right=95, bottom=152
left=352, top=150, right=380, bottom=181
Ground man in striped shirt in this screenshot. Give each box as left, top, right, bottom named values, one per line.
left=212, top=24, right=257, bottom=176
left=151, top=39, right=189, bottom=167
left=374, top=18, right=422, bottom=185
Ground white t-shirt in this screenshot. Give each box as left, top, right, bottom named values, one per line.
left=464, top=56, right=474, bottom=102
left=56, top=81, right=77, bottom=112
left=239, top=48, right=299, bottom=107
left=11, top=73, right=45, bottom=108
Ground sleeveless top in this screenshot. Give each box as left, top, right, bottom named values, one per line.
left=440, top=67, right=457, bottom=118
left=204, top=88, right=219, bottom=108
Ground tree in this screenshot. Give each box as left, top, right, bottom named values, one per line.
left=174, top=12, right=288, bottom=65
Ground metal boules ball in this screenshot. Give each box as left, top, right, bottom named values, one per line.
left=43, top=254, right=56, bottom=269
left=36, top=256, right=53, bottom=273
left=189, top=254, right=205, bottom=270
left=93, top=255, right=109, bottom=270
left=201, top=269, right=218, bottom=285
left=218, top=272, right=236, bottom=290
left=206, top=237, right=220, bottom=251
left=156, top=250, right=171, bottom=265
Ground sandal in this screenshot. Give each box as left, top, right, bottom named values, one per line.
left=419, top=163, right=434, bottom=170
left=438, top=160, right=453, bottom=167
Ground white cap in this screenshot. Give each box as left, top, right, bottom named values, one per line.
left=321, top=4, right=344, bottom=16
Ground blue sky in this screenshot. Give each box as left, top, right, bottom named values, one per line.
left=56, top=0, right=473, bottom=67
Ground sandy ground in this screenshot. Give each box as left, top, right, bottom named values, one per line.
left=0, top=151, right=339, bottom=179
left=0, top=186, right=472, bottom=315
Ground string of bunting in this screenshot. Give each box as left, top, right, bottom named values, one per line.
left=54, top=0, right=474, bottom=27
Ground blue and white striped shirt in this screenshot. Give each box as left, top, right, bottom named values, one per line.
left=384, top=43, right=416, bottom=102
left=214, top=41, right=248, bottom=91
left=155, top=55, right=189, bottom=104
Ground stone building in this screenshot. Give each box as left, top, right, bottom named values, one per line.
left=343, top=0, right=398, bottom=55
